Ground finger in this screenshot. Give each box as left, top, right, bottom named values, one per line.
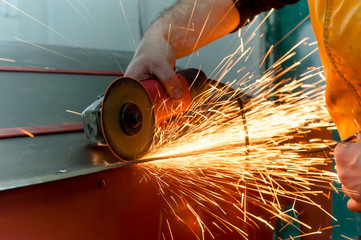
left=153, top=63, right=184, bottom=100
left=347, top=199, right=361, bottom=213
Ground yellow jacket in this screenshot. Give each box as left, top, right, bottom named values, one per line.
left=308, top=0, right=361, bottom=139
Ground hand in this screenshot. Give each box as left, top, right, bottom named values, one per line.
left=335, top=131, right=361, bottom=212
left=124, top=30, right=184, bottom=100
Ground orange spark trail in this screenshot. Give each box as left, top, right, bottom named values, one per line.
left=274, top=15, right=310, bottom=48
left=78, top=0, right=105, bottom=36
left=180, top=0, right=197, bottom=51
left=19, top=129, right=34, bottom=138
left=186, top=1, right=213, bottom=66
left=66, top=110, right=82, bottom=116
left=65, top=0, right=102, bottom=38
left=1, top=0, right=79, bottom=46
left=137, top=12, right=338, bottom=238
left=14, top=37, right=82, bottom=63
left=259, top=44, right=273, bottom=69
left=0, top=58, right=15, bottom=62
left=340, top=235, right=354, bottom=240
left=117, top=0, right=136, bottom=50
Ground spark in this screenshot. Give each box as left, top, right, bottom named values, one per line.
left=178, top=22, right=195, bottom=31
left=19, top=129, right=34, bottom=138
left=203, top=0, right=242, bottom=44
left=340, top=235, right=353, bottom=240
left=117, top=0, right=136, bottom=50
left=166, top=219, right=175, bottom=240
left=308, top=41, right=318, bottom=46
left=66, top=110, right=82, bottom=116
left=259, top=45, right=273, bottom=69
left=165, top=24, right=172, bottom=59
left=1, top=0, right=79, bottom=46
left=186, top=1, right=213, bottom=66
left=136, top=13, right=338, bottom=239
left=180, top=0, right=198, bottom=52
left=0, top=58, right=15, bottom=62
left=65, top=0, right=102, bottom=38
left=14, top=37, right=82, bottom=63
left=284, top=231, right=322, bottom=240
left=139, top=70, right=337, bottom=237
left=273, top=15, right=310, bottom=48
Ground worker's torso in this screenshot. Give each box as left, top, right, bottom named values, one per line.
left=308, top=0, right=361, bottom=139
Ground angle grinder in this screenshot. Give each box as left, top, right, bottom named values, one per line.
left=82, top=68, right=207, bottom=160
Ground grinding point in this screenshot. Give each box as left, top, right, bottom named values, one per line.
left=101, top=77, right=155, bottom=160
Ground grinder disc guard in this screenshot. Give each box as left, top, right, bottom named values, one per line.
left=101, top=77, right=155, bottom=160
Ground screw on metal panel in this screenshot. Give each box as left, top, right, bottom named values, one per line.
left=98, top=179, right=106, bottom=188
left=58, top=168, right=70, bottom=173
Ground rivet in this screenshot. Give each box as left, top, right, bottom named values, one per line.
left=98, top=179, right=106, bottom=188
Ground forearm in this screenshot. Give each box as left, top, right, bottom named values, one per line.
left=146, top=0, right=240, bottom=59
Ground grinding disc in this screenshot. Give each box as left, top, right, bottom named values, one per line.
left=101, top=77, right=155, bottom=160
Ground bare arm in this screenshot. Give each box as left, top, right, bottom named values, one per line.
left=157, top=0, right=240, bottom=58
left=125, top=0, right=240, bottom=100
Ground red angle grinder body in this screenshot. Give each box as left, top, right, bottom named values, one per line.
left=82, top=69, right=203, bottom=160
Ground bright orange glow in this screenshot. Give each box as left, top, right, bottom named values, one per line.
left=137, top=14, right=338, bottom=239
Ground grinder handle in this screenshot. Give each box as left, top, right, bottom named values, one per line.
left=140, top=72, right=192, bottom=124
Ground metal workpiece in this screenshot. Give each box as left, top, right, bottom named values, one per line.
left=0, top=40, right=134, bottom=191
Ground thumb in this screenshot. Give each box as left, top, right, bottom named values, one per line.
left=347, top=199, right=361, bottom=212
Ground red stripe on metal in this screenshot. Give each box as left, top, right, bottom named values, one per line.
left=0, top=66, right=123, bottom=76
left=0, top=123, right=84, bottom=139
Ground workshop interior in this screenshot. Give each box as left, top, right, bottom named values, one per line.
left=1, top=0, right=361, bottom=239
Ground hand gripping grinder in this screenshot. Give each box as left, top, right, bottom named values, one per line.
left=82, top=69, right=206, bottom=160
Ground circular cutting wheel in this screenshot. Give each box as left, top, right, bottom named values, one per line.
left=101, top=77, right=155, bottom=160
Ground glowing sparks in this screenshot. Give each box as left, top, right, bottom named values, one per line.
left=66, top=110, right=82, bottom=116
left=1, top=0, right=79, bottom=46
left=259, top=44, right=273, bottom=69
left=138, top=67, right=337, bottom=238
left=136, top=12, right=338, bottom=239
left=178, top=22, right=195, bottom=31
left=340, top=235, right=354, bottom=240
left=14, top=37, right=82, bottom=63
left=0, top=58, right=15, bottom=62
left=4, top=1, right=340, bottom=238
left=78, top=0, right=106, bottom=36
left=186, top=3, right=213, bottom=66
left=166, top=219, right=175, bottom=240
left=273, top=15, right=311, bottom=48
left=180, top=0, right=198, bottom=51
left=65, top=0, right=102, bottom=38
left=117, top=0, right=137, bottom=50
left=19, top=129, right=34, bottom=138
